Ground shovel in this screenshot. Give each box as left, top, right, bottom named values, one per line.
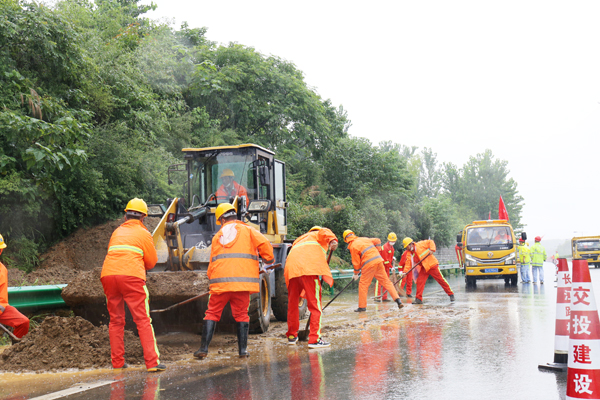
left=0, top=322, right=21, bottom=343
left=374, top=252, right=431, bottom=300
left=151, top=263, right=281, bottom=313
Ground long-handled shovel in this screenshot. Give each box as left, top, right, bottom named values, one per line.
left=0, top=322, right=21, bottom=343
left=374, top=252, right=432, bottom=300
left=150, top=263, right=281, bottom=313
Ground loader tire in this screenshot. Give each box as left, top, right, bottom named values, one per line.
left=271, top=269, right=308, bottom=322
left=249, top=273, right=271, bottom=334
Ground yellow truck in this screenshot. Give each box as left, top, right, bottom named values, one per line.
left=456, top=220, right=524, bottom=286
left=572, top=236, right=600, bottom=268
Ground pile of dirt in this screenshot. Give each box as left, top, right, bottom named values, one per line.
left=62, top=268, right=210, bottom=306
left=7, top=217, right=160, bottom=286
left=0, top=316, right=187, bottom=372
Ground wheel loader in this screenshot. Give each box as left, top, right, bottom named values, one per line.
left=146, top=143, right=307, bottom=333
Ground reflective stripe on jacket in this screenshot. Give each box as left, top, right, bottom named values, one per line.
left=530, top=243, right=546, bottom=267
left=347, top=237, right=383, bottom=274
left=403, top=240, right=438, bottom=272
left=0, top=262, right=8, bottom=311
left=215, top=181, right=248, bottom=200
left=285, top=228, right=337, bottom=287
left=380, top=241, right=395, bottom=267
left=208, top=220, right=274, bottom=294
left=101, top=219, right=158, bottom=281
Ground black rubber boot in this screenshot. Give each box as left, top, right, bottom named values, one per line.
left=395, top=298, right=404, bottom=309
left=194, top=320, right=216, bottom=359
left=237, top=321, right=250, bottom=358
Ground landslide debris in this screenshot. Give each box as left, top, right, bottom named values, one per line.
left=0, top=316, right=187, bottom=372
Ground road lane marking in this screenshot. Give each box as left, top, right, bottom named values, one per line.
left=29, top=380, right=114, bottom=400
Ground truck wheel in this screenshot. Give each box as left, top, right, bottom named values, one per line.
left=510, top=274, right=518, bottom=286
left=271, top=269, right=308, bottom=322
left=249, top=273, right=271, bottom=333
left=465, top=276, right=476, bottom=287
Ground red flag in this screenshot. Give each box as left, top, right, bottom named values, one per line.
left=498, top=196, right=509, bottom=221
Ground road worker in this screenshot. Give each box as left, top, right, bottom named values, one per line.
left=530, top=236, right=547, bottom=284
left=215, top=168, right=248, bottom=201
left=194, top=203, right=275, bottom=359
left=343, top=230, right=403, bottom=312
left=375, top=232, right=397, bottom=302
left=100, top=198, right=164, bottom=372
left=517, top=238, right=531, bottom=283
left=0, top=234, right=30, bottom=341
left=398, top=249, right=413, bottom=298
left=284, top=226, right=337, bottom=348
left=402, top=237, right=454, bottom=304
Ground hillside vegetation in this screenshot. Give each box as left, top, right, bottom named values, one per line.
left=0, top=0, right=524, bottom=270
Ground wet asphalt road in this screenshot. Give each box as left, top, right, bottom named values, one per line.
left=2, top=262, right=585, bottom=399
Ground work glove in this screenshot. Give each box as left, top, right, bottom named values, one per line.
left=260, top=263, right=274, bottom=274
left=352, top=273, right=360, bottom=281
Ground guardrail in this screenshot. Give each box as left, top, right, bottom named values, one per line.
left=8, top=284, right=68, bottom=312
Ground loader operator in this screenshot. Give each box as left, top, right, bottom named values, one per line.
left=284, top=226, right=337, bottom=348
left=375, top=232, right=397, bottom=302
left=0, top=234, right=30, bottom=340
left=194, top=203, right=275, bottom=360
left=100, top=198, right=164, bottom=372
left=216, top=168, right=248, bottom=201
left=343, top=230, right=403, bottom=312
left=402, top=238, right=455, bottom=304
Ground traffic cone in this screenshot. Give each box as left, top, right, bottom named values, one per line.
left=566, top=259, right=600, bottom=399
left=539, top=258, right=571, bottom=372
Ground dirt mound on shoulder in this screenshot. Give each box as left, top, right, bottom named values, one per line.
left=8, top=217, right=160, bottom=286
left=0, top=316, right=187, bottom=372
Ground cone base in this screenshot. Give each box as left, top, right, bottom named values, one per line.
left=538, top=362, right=568, bottom=372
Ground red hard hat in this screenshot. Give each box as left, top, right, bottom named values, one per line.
left=535, top=236, right=541, bottom=242
left=519, top=238, right=525, bottom=243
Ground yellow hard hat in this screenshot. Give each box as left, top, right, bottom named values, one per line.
left=388, top=232, right=397, bottom=242
left=220, top=168, right=235, bottom=178
left=309, top=226, right=322, bottom=232
left=124, top=198, right=148, bottom=215
left=343, top=230, right=355, bottom=243
left=0, top=234, right=6, bottom=249
left=402, top=237, right=413, bottom=248
left=215, top=203, right=236, bottom=225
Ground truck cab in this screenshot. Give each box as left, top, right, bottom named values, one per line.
left=457, top=220, right=523, bottom=286
left=572, top=236, right=600, bottom=268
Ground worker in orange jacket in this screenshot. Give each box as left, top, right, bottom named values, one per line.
left=402, top=237, right=455, bottom=304
left=344, top=230, right=403, bottom=312
left=194, top=203, right=275, bottom=359
left=0, top=234, right=30, bottom=340
left=375, top=232, right=397, bottom=302
left=100, top=198, right=164, bottom=372
left=215, top=168, right=248, bottom=201
left=285, top=226, right=337, bottom=348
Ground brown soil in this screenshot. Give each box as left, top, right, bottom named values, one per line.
left=0, top=316, right=188, bottom=372
left=7, top=217, right=160, bottom=287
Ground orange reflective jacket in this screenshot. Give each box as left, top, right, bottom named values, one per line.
left=347, top=237, right=383, bottom=274
left=101, top=219, right=158, bottom=281
left=208, top=220, right=274, bottom=294
left=285, top=228, right=337, bottom=287
left=403, top=240, right=438, bottom=272
left=216, top=181, right=248, bottom=201
left=380, top=241, right=395, bottom=267
left=0, top=262, right=8, bottom=311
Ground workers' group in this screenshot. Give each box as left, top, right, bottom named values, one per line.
left=516, top=236, right=547, bottom=283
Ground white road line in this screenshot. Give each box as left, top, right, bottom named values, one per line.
left=29, top=380, right=114, bottom=400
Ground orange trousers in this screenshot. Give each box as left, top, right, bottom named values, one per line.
left=286, top=275, right=323, bottom=343
left=101, top=275, right=160, bottom=369
left=205, top=291, right=251, bottom=322
left=0, top=305, right=29, bottom=338
left=358, top=262, right=399, bottom=308
left=415, top=265, right=454, bottom=300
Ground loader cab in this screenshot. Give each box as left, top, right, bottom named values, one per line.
left=181, top=144, right=288, bottom=238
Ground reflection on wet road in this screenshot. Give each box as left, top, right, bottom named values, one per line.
left=3, top=262, right=585, bottom=399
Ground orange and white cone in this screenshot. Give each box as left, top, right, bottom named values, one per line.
left=539, top=258, right=571, bottom=372
left=567, top=259, right=600, bottom=400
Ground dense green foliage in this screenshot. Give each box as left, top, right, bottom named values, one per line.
left=0, top=0, right=525, bottom=269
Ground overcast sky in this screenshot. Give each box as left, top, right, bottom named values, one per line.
left=144, top=1, right=600, bottom=241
